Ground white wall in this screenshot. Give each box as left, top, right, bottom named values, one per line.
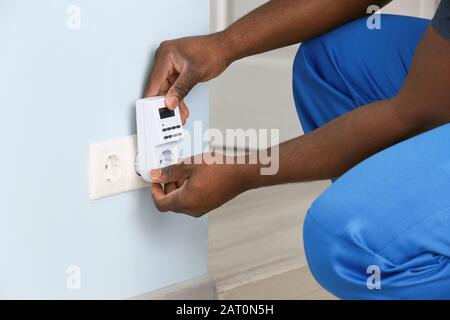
left=0, top=0, right=209, bottom=299
left=383, top=0, right=440, bottom=18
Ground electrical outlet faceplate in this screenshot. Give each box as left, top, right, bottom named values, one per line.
left=89, top=135, right=149, bottom=200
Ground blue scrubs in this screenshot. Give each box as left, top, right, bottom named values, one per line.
left=293, top=15, right=450, bottom=299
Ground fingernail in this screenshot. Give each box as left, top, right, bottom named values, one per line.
left=169, top=96, right=179, bottom=108
left=150, top=169, right=162, bottom=180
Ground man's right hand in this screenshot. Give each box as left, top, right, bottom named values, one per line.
left=145, top=33, right=231, bottom=123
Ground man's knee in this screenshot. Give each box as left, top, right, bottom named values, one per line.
left=292, top=15, right=372, bottom=94
left=291, top=18, right=370, bottom=133
left=293, top=14, right=429, bottom=110
left=303, top=191, right=392, bottom=299
left=303, top=196, right=357, bottom=299
left=292, top=39, right=330, bottom=133
left=303, top=176, right=450, bottom=300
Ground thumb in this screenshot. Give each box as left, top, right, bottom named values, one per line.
left=165, top=69, right=197, bottom=109
left=150, top=164, right=191, bottom=183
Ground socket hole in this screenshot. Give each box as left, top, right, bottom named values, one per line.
left=104, top=155, right=121, bottom=184
left=160, top=150, right=173, bottom=165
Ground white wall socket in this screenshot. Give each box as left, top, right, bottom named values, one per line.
left=89, top=135, right=149, bottom=200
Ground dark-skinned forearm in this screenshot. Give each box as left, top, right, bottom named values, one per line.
left=243, top=26, right=450, bottom=189
left=218, top=0, right=391, bottom=64
left=245, top=97, right=439, bottom=189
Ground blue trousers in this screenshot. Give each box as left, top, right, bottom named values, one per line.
left=294, top=15, right=450, bottom=299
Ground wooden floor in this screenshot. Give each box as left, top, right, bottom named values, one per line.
left=219, top=266, right=336, bottom=300
left=208, top=181, right=335, bottom=300
left=134, top=180, right=337, bottom=300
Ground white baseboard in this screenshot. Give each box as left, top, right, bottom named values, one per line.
left=130, top=274, right=217, bottom=300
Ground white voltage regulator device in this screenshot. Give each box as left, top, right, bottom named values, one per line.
left=135, top=96, right=184, bottom=182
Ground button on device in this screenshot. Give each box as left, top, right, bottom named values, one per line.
left=176, top=125, right=181, bottom=129
left=163, top=128, right=167, bottom=132
left=171, top=126, right=176, bottom=130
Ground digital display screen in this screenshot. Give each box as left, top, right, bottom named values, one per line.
left=159, top=107, right=175, bottom=119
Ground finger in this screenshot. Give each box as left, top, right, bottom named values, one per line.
left=179, top=100, right=190, bottom=124
left=165, top=67, right=197, bottom=109
left=150, top=163, right=191, bottom=183
left=157, top=79, right=172, bottom=96
left=151, top=183, right=180, bottom=212
left=167, top=75, right=189, bottom=123
left=145, top=53, right=172, bottom=97
left=182, top=154, right=203, bottom=166
left=164, top=182, right=178, bottom=194
left=176, top=178, right=187, bottom=189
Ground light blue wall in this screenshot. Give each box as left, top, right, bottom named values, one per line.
left=0, top=0, right=209, bottom=299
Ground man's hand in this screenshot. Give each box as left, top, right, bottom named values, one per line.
left=144, top=0, right=392, bottom=123
left=145, top=34, right=230, bottom=123
left=150, top=155, right=252, bottom=217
